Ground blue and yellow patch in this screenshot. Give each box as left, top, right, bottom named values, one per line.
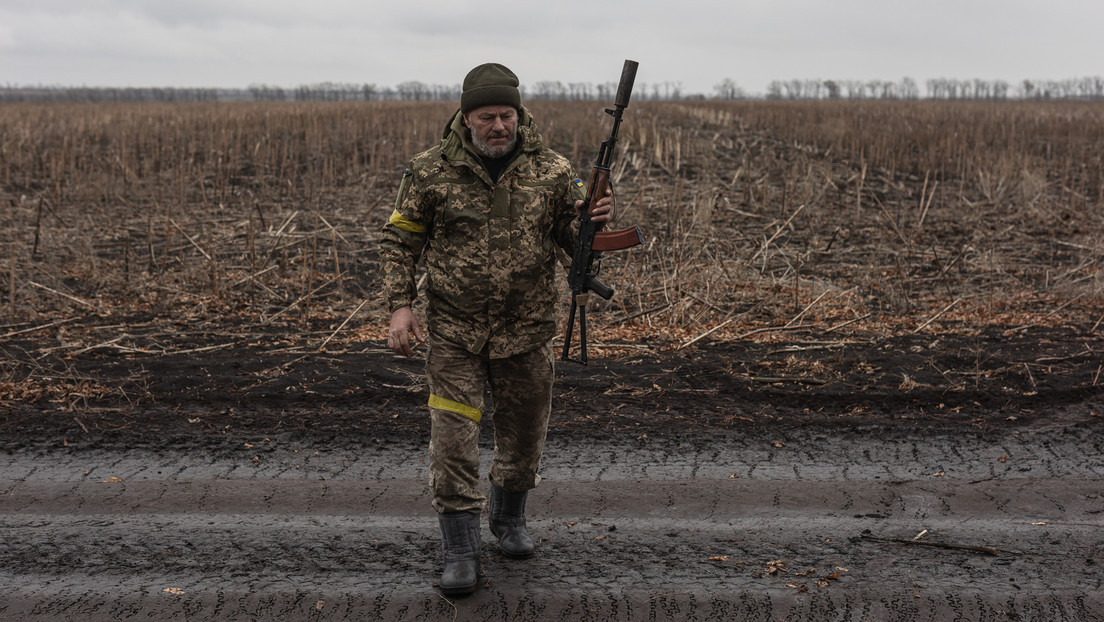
left=573, top=178, right=584, bottom=189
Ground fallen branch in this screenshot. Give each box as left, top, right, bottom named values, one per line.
left=1003, top=293, right=1087, bottom=336
left=258, top=210, right=300, bottom=271
left=874, top=195, right=910, bottom=246
left=784, top=290, right=831, bottom=328
left=70, top=335, right=127, bottom=356
left=769, top=341, right=855, bottom=354
left=750, top=203, right=805, bottom=263
left=231, top=264, right=278, bottom=288
left=825, top=313, right=872, bottom=334
left=735, top=323, right=813, bottom=340
left=29, top=282, right=94, bottom=308
left=913, top=298, right=962, bottom=333
left=318, top=299, right=368, bottom=351
left=744, top=375, right=832, bottom=385
left=678, top=316, right=736, bottom=349
left=860, top=532, right=1019, bottom=556
left=0, top=317, right=78, bottom=340
left=316, top=214, right=349, bottom=245
left=609, top=302, right=672, bottom=326
left=1032, top=344, right=1096, bottom=364
left=170, top=218, right=212, bottom=261
left=168, top=342, right=239, bottom=356
left=261, top=273, right=343, bottom=324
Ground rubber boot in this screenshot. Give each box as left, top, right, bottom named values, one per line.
left=488, top=483, right=536, bottom=558
left=437, top=511, right=481, bottom=595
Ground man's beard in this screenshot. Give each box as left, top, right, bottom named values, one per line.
left=471, top=127, right=517, bottom=158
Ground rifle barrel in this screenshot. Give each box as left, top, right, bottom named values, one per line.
left=615, top=60, right=639, bottom=108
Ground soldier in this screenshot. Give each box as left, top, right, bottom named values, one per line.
left=378, top=63, right=612, bottom=595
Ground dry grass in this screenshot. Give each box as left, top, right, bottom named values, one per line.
left=1, top=99, right=1102, bottom=367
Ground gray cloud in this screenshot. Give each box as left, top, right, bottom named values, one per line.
left=2, top=0, right=1100, bottom=94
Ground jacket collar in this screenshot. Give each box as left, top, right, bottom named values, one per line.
left=440, top=106, right=542, bottom=182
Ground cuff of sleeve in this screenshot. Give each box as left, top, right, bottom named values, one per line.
left=388, top=299, right=416, bottom=314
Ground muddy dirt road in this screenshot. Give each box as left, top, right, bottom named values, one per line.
left=2, top=337, right=1103, bottom=621
left=2, top=419, right=1102, bottom=621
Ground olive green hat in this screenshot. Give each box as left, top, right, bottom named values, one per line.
left=460, top=63, right=521, bottom=112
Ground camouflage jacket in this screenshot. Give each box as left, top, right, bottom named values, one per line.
left=378, top=107, right=585, bottom=358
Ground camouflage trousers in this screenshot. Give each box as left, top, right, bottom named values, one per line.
left=425, top=332, right=554, bottom=514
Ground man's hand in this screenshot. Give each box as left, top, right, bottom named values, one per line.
left=575, top=188, right=613, bottom=224
left=388, top=306, right=424, bottom=357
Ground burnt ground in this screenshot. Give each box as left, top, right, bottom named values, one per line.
left=2, top=323, right=1102, bottom=621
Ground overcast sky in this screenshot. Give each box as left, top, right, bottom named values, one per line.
left=2, top=0, right=1101, bottom=96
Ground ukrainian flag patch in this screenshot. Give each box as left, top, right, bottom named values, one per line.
left=573, top=178, right=584, bottom=189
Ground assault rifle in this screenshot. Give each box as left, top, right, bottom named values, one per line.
left=562, top=59, right=644, bottom=365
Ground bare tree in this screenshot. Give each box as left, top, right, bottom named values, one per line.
left=713, top=78, right=744, bottom=100
left=899, top=77, right=919, bottom=99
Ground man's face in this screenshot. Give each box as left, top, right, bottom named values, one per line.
left=464, top=105, right=518, bottom=158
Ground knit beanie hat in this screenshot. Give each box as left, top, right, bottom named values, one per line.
left=460, top=63, right=521, bottom=112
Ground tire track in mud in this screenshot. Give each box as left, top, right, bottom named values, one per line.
left=1, top=425, right=1102, bottom=621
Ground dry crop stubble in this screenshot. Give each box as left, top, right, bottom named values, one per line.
left=0, top=100, right=1102, bottom=376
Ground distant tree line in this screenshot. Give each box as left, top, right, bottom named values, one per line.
left=0, top=80, right=691, bottom=103
left=4, top=76, right=1104, bottom=103
left=755, top=76, right=1104, bottom=101
left=0, top=86, right=222, bottom=103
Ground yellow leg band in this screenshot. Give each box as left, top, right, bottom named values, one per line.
left=428, top=394, right=482, bottom=423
